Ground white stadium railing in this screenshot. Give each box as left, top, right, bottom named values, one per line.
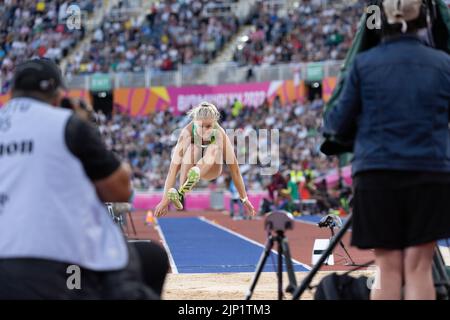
left=63, top=60, right=344, bottom=90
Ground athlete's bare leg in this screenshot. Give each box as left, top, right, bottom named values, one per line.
left=179, top=143, right=202, bottom=187
left=196, top=143, right=223, bottom=181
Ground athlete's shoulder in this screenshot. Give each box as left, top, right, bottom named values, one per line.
left=216, top=123, right=226, bottom=133
left=216, top=124, right=230, bottom=143
left=178, top=123, right=193, bottom=140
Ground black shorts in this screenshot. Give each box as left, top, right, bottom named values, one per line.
left=352, top=170, right=450, bottom=250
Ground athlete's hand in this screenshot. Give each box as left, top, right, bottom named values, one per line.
left=244, top=200, right=256, bottom=217
left=154, top=201, right=169, bottom=217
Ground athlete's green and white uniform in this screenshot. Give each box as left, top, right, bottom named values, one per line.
left=167, top=123, right=219, bottom=210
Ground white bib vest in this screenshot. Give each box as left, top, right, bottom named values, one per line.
left=0, top=98, right=128, bottom=271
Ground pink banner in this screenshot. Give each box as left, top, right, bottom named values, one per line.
left=113, top=80, right=306, bottom=116
left=133, top=191, right=267, bottom=212
left=322, top=77, right=337, bottom=103
left=0, top=80, right=307, bottom=115
left=167, top=82, right=271, bottom=114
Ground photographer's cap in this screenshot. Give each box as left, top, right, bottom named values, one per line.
left=12, top=59, right=66, bottom=93
left=383, top=0, right=422, bottom=25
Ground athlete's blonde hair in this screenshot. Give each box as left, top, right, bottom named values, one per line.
left=187, top=102, right=220, bottom=122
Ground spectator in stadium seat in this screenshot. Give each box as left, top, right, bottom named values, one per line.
left=0, top=59, right=168, bottom=299
left=325, top=0, right=450, bottom=300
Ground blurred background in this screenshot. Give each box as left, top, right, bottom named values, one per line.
left=0, top=0, right=397, bottom=214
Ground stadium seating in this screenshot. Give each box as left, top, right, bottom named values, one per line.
left=233, top=0, right=365, bottom=66
left=64, top=0, right=241, bottom=75
left=0, top=0, right=103, bottom=93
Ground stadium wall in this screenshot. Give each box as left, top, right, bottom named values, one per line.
left=0, top=78, right=339, bottom=113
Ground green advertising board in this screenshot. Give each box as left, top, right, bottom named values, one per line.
left=306, top=62, right=324, bottom=82
left=90, top=73, right=112, bottom=91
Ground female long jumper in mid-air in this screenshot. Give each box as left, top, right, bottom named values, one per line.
left=154, top=102, right=256, bottom=217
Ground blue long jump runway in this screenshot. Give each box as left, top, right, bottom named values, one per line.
left=157, top=217, right=310, bottom=274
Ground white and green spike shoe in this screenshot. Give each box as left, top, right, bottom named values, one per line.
left=167, top=188, right=184, bottom=210
left=179, top=166, right=201, bottom=196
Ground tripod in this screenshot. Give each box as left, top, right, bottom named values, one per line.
left=293, top=213, right=354, bottom=300
left=433, top=246, right=450, bottom=300
left=328, top=225, right=356, bottom=266
left=293, top=213, right=450, bottom=300
left=105, top=203, right=137, bottom=239
left=246, top=211, right=298, bottom=300
left=317, top=214, right=357, bottom=266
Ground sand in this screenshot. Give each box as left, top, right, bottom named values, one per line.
left=163, top=271, right=375, bottom=300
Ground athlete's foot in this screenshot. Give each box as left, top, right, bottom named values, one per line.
left=167, top=188, right=184, bottom=210
left=179, top=166, right=201, bottom=196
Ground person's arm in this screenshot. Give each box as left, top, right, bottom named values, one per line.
left=65, top=114, right=132, bottom=202
left=220, top=127, right=255, bottom=215
left=324, top=59, right=362, bottom=138
left=94, top=163, right=132, bottom=202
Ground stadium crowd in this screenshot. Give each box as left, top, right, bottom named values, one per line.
left=62, top=0, right=365, bottom=75
left=0, top=0, right=102, bottom=93
left=0, top=0, right=367, bottom=85
left=233, top=0, right=365, bottom=66
left=65, top=0, right=240, bottom=75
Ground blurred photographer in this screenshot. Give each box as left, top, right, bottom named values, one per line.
left=325, top=0, right=450, bottom=300
left=0, top=59, right=168, bottom=299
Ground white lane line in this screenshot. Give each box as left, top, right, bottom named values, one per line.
left=198, top=216, right=311, bottom=270
left=154, top=219, right=179, bottom=274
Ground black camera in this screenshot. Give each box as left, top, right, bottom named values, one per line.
left=318, top=215, right=342, bottom=229
left=61, top=97, right=97, bottom=124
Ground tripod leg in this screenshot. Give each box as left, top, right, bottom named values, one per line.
left=331, top=227, right=357, bottom=266
left=245, top=235, right=274, bottom=300
left=129, top=212, right=137, bottom=237
left=339, top=240, right=356, bottom=265
left=433, top=247, right=450, bottom=300
left=277, top=237, right=283, bottom=300
left=292, top=214, right=353, bottom=300
left=281, top=237, right=298, bottom=294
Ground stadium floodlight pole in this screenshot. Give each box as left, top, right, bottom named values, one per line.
left=292, top=214, right=353, bottom=300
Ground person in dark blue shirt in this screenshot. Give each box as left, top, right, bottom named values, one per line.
left=325, top=0, right=450, bottom=300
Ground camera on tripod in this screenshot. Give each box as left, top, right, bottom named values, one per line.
left=318, top=214, right=342, bottom=229
left=246, top=210, right=298, bottom=300
left=105, top=202, right=137, bottom=238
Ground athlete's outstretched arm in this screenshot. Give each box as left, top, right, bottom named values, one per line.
left=221, top=128, right=256, bottom=216
left=155, top=129, right=189, bottom=217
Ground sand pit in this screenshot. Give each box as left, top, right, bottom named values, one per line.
left=163, top=271, right=375, bottom=300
